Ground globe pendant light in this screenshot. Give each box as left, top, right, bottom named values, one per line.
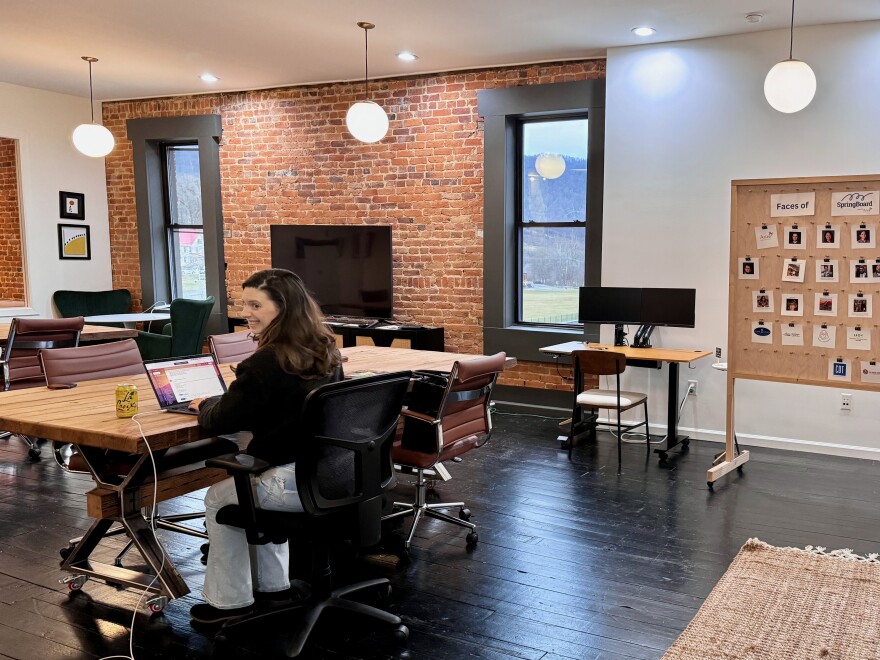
left=535, top=153, right=566, bottom=179
left=72, top=56, right=115, bottom=157
left=763, top=0, right=816, bottom=113
left=345, top=22, right=389, bottom=143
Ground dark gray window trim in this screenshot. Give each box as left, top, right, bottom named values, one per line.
left=478, top=79, right=605, bottom=363
left=126, top=115, right=227, bottom=336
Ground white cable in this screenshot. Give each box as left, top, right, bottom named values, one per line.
left=143, top=301, right=167, bottom=313
left=98, top=411, right=166, bottom=660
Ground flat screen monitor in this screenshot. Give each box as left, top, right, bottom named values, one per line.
left=578, top=287, right=696, bottom=327
left=640, top=288, right=696, bottom=328
left=270, top=225, right=393, bottom=319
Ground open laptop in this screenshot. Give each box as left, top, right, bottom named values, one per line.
left=143, top=354, right=228, bottom=415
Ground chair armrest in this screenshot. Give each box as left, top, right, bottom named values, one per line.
left=400, top=409, right=440, bottom=425
left=206, top=452, right=271, bottom=475
left=162, top=322, right=172, bottom=336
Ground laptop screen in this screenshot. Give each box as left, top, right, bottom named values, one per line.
left=143, top=355, right=228, bottom=408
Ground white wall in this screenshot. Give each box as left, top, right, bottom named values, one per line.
left=0, top=83, right=112, bottom=319
left=603, top=21, right=880, bottom=458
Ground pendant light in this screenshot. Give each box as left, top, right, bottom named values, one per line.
left=72, top=56, right=115, bottom=157
left=345, top=22, right=389, bottom=143
left=535, top=154, right=566, bottom=179
left=763, top=0, right=816, bottom=114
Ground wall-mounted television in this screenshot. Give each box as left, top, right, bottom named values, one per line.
left=270, top=225, right=393, bottom=319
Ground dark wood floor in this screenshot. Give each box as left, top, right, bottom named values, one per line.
left=1, top=414, right=879, bottom=660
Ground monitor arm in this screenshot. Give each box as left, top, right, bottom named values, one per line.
left=632, top=324, right=655, bottom=348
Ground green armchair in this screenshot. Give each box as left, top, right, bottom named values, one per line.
left=53, top=289, right=132, bottom=327
left=135, top=296, right=215, bottom=360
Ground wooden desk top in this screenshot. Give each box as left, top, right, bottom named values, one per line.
left=0, top=323, right=138, bottom=344
left=540, top=341, right=711, bottom=364
left=0, top=346, right=517, bottom=454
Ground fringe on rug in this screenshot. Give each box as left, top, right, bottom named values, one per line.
left=743, top=537, right=880, bottom=564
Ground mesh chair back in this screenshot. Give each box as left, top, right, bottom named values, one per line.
left=169, top=296, right=215, bottom=357
left=208, top=332, right=258, bottom=364
left=295, top=371, right=411, bottom=546
left=41, top=338, right=143, bottom=385
left=573, top=349, right=626, bottom=377
left=1, top=317, right=84, bottom=390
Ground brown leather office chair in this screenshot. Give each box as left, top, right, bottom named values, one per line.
left=0, top=317, right=84, bottom=458
left=208, top=331, right=258, bottom=364
left=40, top=338, right=240, bottom=563
left=571, top=349, right=650, bottom=471
left=383, top=352, right=506, bottom=550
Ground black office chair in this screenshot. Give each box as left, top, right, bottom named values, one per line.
left=206, top=371, right=412, bottom=657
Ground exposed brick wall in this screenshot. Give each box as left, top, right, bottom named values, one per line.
left=103, top=60, right=606, bottom=391
left=0, top=138, right=24, bottom=303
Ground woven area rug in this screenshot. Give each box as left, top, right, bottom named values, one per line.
left=662, top=538, right=880, bottom=660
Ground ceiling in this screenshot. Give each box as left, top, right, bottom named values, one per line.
left=2, top=0, right=879, bottom=101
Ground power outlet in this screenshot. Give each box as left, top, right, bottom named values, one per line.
left=687, top=380, right=698, bottom=396
left=840, top=393, right=852, bottom=411
left=715, top=347, right=722, bottom=359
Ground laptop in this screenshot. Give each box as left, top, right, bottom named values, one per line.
left=143, top=354, right=228, bottom=415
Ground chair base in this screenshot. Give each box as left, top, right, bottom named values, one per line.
left=382, top=468, right=477, bottom=549
left=219, top=577, right=407, bottom=658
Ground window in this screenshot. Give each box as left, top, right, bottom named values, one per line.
left=517, top=118, right=588, bottom=326
left=163, top=144, right=207, bottom=299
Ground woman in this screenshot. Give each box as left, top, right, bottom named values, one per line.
left=188, top=269, right=343, bottom=624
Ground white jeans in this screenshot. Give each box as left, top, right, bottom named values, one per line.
left=203, top=462, right=303, bottom=609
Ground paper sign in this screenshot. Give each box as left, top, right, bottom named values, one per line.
left=848, top=293, right=872, bottom=318
left=781, top=293, right=803, bottom=316
left=784, top=226, right=806, bottom=250
left=817, top=226, right=841, bottom=249
left=816, top=260, right=839, bottom=283
left=739, top=258, right=759, bottom=279
left=781, top=259, right=805, bottom=283
left=828, top=358, right=852, bottom=382
left=831, top=191, right=879, bottom=216
left=846, top=327, right=871, bottom=351
left=780, top=323, right=804, bottom=346
left=813, top=325, right=836, bottom=348
left=752, top=290, right=774, bottom=313
left=859, top=361, right=880, bottom=384
left=814, top=292, right=838, bottom=317
left=751, top=322, right=773, bottom=344
left=755, top=225, right=779, bottom=249
left=771, top=192, right=815, bottom=217
left=851, top=224, right=877, bottom=248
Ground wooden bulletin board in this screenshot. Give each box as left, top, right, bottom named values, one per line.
left=729, top=174, right=880, bottom=391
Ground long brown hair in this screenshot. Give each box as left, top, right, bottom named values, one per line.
left=242, top=269, right=341, bottom=378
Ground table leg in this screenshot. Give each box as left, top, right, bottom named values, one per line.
left=654, top=361, right=689, bottom=458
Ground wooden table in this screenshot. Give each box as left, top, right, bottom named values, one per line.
left=83, top=313, right=169, bottom=329
left=539, top=341, right=711, bottom=457
left=0, top=322, right=138, bottom=346
left=0, top=345, right=516, bottom=605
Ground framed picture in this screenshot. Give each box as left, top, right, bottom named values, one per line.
left=59, top=191, right=85, bottom=220
left=58, top=224, right=91, bottom=260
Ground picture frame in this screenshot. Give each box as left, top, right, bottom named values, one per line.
left=57, top=223, right=91, bottom=260
left=59, top=191, right=85, bottom=220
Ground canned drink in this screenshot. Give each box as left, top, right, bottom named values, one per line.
left=116, top=384, right=138, bottom=418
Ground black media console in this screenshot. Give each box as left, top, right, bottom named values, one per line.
left=325, top=322, right=444, bottom=352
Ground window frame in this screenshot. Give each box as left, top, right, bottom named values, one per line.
left=515, top=114, right=589, bottom=328
left=478, top=79, right=605, bottom=363
left=161, top=142, right=206, bottom=300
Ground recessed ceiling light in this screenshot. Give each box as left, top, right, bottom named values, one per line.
left=397, top=51, right=418, bottom=62
left=631, top=27, right=656, bottom=37
left=199, top=73, right=220, bottom=83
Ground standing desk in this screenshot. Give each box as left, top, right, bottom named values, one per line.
left=0, top=345, right=516, bottom=608
left=540, top=342, right=711, bottom=457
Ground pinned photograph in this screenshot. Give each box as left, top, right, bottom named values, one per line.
left=816, top=259, right=839, bottom=283
left=828, top=358, right=852, bottom=382
left=755, top=224, right=779, bottom=249
left=860, top=361, right=880, bottom=384
left=752, top=290, right=774, bottom=313
left=849, top=293, right=872, bottom=318
left=780, top=323, right=804, bottom=346
left=852, top=225, right=876, bottom=248
left=814, top=292, right=838, bottom=317
left=784, top=227, right=806, bottom=250
left=738, top=257, right=759, bottom=280
left=872, top=262, right=880, bottom=281
left=781, top=259, right=805, bottom=283
left=846, top=326, right=871, bottom=351
left=812, top=324, right=837, bottom=349
left=781, top=293, right=803, bottom=317
left=851, top=261, right=870, bottom=283
left=818, top=226, right=840, bottom=248
left=751, top=321, right=773, bottom=344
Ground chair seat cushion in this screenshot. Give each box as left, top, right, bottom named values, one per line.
left=577, top=389, right=647, bottom=409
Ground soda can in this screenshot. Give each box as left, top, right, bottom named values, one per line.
left=116, top=383, right=138, bottom=418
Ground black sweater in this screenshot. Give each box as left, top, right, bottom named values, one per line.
left=198, top=349, right=344, bottom=466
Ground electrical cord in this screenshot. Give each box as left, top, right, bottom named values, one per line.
left=143, top=301, right=167, bottom=313
left=601, top=374, right=691, bottom=445
left=98, top=411, right=165, bottom=660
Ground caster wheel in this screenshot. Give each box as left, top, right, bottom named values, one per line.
left=146, top=595, right=168, bottom=614
left=466, top=532, right=479, bottom=547
left=393, top=624, right=410, bottom=642
left=458, top=508, right=471, bottom=521
left=59, top=544, right=75, bottom=561
left=28, top=448, right=41, bottom=460
left=707, top=481, right=714, bottom=491
left=657, top=452, right=668, bottom=462
left=61, top=575, right=88, bottom=591
left=737, top=466, right=744, bottom=474
left=682, top=438, right=690, bottom=447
